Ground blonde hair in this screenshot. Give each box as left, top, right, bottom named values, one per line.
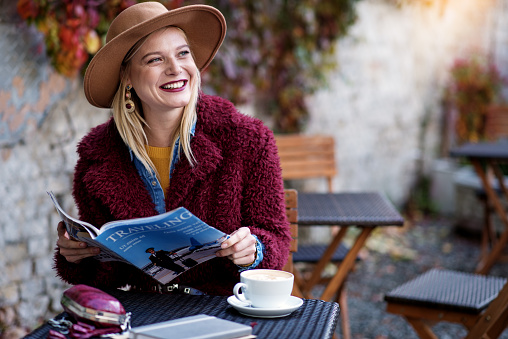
left=112, top=27, right=199, bottom=178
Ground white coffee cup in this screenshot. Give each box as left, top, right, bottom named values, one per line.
left=233, top=269, right=294, bottom=308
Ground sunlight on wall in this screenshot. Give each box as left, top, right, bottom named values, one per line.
left=305, top=0, right=505, bottom=205
left=408, top=0, right=496, bottom=52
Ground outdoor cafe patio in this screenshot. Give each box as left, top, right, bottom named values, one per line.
left=3, top=0, right=508, bottom=338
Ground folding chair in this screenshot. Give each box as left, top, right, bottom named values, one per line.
left=275, top=134, right=339, bottom=275
left=275, top=134, right=355, bottom=339
left=450, top=142, right=508, bottom=274
left=384, top=268, right=508, bottom=339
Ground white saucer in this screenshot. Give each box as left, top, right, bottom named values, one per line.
left=227, top=296, right=303, bottom=318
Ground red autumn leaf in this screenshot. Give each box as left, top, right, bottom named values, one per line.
left=17, top=0, right=39, bottom=20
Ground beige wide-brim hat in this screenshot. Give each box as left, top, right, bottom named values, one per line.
left=84, top=2, right=226, bottom=108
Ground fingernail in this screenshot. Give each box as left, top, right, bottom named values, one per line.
left=93, top=248, right=100, bottom=254
left=79, top=243, right=87, bottom=248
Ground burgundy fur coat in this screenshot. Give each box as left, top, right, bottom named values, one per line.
left=54, top=94, right=291, bottom=296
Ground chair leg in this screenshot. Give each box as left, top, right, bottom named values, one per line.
left=293, top=268, right=306, bottom=294
left=291, top=280, right=304, bottom=298
left=335, top=284, right=351, bottom=339
left=405, top=317, right=438, bottom=339
left=481, top=197, right=496, bottom=260
left=484, top=305, right=508, bottom=339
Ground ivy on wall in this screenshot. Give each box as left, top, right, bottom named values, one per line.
left=17, top=0, right=360, bottom=132
left=204, top=0, right=360, bottom=132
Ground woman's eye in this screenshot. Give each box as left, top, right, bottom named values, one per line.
left=148, top=57, right=163, bottom=64
left=178, top=50, right=190, bottom=57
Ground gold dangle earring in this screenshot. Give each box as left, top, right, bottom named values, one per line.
left=125, top=84, right=135, bottom=113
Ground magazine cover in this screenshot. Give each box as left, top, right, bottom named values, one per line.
left=48, top=191, right=228, bottom=284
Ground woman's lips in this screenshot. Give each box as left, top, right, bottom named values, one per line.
left=160, top=80, right=187, bottom=92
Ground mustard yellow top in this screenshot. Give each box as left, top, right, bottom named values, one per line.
left=145, top=145, right=171, bottom=193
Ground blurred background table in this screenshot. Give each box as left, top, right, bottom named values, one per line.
left=25, top=288, right=340, bottom=339
left=450, top=141, right=508, bottom=274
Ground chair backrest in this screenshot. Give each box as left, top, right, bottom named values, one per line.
left=485, top=106, right=508, bottom=141
left=282, top=189, right=298, bottom=274
left=275, top=134, right=337, bottom=192
left=466, top=279, right=508, bottom=339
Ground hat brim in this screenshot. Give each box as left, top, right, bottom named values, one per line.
left=84, top=5, right=226, bottom=108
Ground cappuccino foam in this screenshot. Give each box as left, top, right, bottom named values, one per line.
left=250, top=273, right=287, bottom=281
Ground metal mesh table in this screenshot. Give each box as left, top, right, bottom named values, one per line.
left=24, top=289, right=340, bottom=339
left=295, top=192, right=404, bottom=302
left=292, top=192, right=404, bottom=339
left=298, top=192, right=405, bottom=226
left=450, top=141, right=508, bottom=160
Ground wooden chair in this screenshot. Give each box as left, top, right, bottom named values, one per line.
left=281, top=189, right=303, bottom=297
left=274, top=134, right=337, bottom=192
left=385, top=268, right=508, bottom=339
left=275, top=134, right=352, bottom=339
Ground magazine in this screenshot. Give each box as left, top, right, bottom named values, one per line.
left=48, top=191, right=228, bottom=285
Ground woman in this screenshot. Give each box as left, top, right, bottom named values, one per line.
left=55, top=2, right=291, bottom=296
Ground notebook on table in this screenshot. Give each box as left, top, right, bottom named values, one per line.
left=128, top=314, right=255, bottom=339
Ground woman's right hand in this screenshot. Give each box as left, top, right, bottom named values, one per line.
left=57, top=221, right=100, bottom=263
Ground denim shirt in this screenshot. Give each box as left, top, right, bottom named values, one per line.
left=129, top=123, right=264, bottom=270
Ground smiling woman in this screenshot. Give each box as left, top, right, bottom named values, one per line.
left=125, top=27, right=197, bottom=131
left=54, top=2, right=292, bottom=297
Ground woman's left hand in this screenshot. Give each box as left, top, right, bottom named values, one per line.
left=216, top=227, right=257, bottom=266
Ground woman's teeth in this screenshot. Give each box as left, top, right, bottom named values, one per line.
left=161, top=81, right=185, bottom=89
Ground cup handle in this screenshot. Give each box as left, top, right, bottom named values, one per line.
left=233, top=282, right=250, bottom=304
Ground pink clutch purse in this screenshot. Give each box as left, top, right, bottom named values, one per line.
left=48, top=284, right=131, bottom=339
left=61, top=284, right=128, bottom=326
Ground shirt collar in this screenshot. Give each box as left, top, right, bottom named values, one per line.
left=128, top=119, right=196, bottom=161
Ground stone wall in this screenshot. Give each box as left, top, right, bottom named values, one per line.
left=0, top=89, right=108, bottom=336
left=0, top=0, right=507, bottom=336
left=0, top=2, right=109, bottom=335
